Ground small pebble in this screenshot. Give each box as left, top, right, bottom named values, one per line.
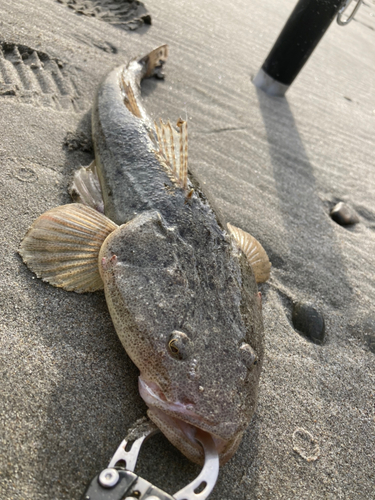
left=292, top=302, right=325, bottom=345
left=330, top=202, right=359, bottom=226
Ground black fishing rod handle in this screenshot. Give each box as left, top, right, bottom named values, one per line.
left=255, top=0, right=347, bottom=93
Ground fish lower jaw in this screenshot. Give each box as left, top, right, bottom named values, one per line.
left=138, top=376, right=231, bottom=461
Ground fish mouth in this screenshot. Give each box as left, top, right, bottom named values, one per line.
left=138, top=376, right=239, bottom=463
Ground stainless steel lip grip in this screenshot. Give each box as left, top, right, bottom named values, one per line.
left=81, top=427, right=219, bottom=500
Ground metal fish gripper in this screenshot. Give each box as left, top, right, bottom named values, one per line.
left=81, top=427, right=219, bottom=500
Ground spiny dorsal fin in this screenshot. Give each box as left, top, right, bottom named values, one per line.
left=19, top=204, right=118, bottom=293
left=153, top=118, right=188, bottom=190
left=227, top=223, right=271, bottom=283
left=121, top=80, right=142, bottom=118
left=69, top=161, right=104, bottom=213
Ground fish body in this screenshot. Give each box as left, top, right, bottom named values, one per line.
left=20, top=46, right=270, bottom=465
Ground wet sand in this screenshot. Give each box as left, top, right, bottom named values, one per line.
left=1, top=0, right=374, bottom=498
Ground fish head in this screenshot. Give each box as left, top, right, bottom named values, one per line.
left=99, top=210, right=264, bottom=465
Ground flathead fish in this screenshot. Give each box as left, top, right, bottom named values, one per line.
left=19, top=46, right=271, bottom=465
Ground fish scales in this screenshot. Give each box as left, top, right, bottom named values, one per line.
left=19, top=45, right=270, bottom=466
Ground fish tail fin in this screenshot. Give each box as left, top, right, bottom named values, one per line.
left=122, top=45, right=168, bottom=120
left=140, top=45, right=168, bottom=79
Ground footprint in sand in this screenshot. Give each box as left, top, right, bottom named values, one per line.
left=0, top=42, right=82, bottom=112
left=56, top=0, right=151, bottom=30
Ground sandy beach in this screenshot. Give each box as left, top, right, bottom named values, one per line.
left=1, top=0, right=374, bottom=498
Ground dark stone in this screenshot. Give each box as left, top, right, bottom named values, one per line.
left=330, top=202, right=359, bottom=226
left=292, top=302, right=325, bottom=345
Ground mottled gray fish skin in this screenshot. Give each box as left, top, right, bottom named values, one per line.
left=93, top=48, right=264, bottom=465
left=19, top=46, right=266, bottom=466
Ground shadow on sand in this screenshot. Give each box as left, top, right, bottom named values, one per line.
left=255, top=88, right=353, bottom=310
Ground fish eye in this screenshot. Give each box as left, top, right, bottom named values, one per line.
left=240, top=342, right=258, bottom=370
left=167, top=331, right=189, bottom=360
left=168, top=339, right=180, bottom=355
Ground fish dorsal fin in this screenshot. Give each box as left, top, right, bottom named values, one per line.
left=69, top=160, right=104, bottom=213
left=122, top=81, right=142, bottom=118
left=227, top=223, right=271, bottom=283
left=153, top=118, right=188, bottom=190
left=19, top=204, right=118, bottom=293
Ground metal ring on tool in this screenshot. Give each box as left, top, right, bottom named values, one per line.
left=108, top=427, right=158, bottom=472
left=82, top=425, right=220, bottom=500
left=337, top=0, right=363, bottom=26
left=173, top=430, right=219, bottom=500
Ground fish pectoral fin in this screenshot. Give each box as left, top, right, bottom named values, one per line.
left=153, top=118, right=188, bottom=190
left=227, top=223, right=271, bottom=283
left=69, top=160, right=105, bottom=213
left=19, top=203, right=118, bottom=293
